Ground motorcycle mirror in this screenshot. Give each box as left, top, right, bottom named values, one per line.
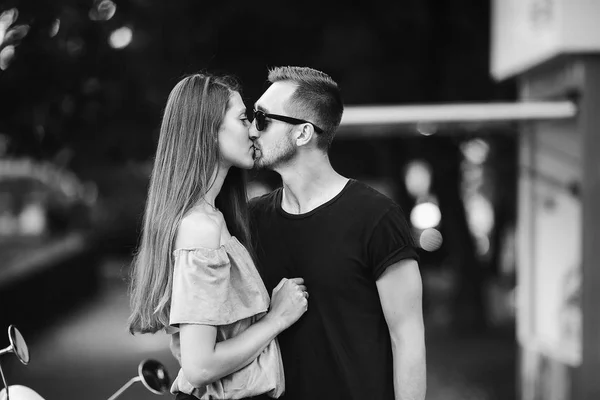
left=139, top=359, right=171, bottom=394
left=107, top=359, right=171, bottom=400
left=0, top=325, right=29, bottom=365
left=9, top=326, right=29, bottom=365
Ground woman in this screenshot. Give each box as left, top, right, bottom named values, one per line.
left=127, top=73, right=308, bottom=399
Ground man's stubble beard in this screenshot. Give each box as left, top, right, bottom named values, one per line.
left=253, top=133, right=297, bottom=171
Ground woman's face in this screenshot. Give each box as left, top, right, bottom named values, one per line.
left=218, top=91, right=254, bottom=169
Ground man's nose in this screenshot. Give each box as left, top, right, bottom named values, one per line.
left=249, top=123, right=259, bottom=140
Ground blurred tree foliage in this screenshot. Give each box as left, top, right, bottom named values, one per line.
left=0, top=0, right=514, bottom=167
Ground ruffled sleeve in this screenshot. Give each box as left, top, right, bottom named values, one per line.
left=169, top=245, right=269, bottom=327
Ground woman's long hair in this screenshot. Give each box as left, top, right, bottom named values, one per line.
left=128, top=73, right=253, bottom=334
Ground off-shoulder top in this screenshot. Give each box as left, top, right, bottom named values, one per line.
left=167, top=236, right=285, bottom=399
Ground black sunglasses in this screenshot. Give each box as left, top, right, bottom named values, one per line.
left=252, top=110, right=323, bottom=134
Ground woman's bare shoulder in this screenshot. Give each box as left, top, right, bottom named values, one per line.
left=175, top=211, right=223, bottom=250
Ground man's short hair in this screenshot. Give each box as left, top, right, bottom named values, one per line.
left=268, top=66, right=343, bottom=150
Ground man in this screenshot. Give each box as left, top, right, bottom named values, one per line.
left=249, top=66, right=426, bottom=400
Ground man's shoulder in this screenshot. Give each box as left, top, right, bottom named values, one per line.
left=345, top=179, right=400, bottom=212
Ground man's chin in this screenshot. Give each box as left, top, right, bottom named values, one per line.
left=252, top=159, right=269, bottom=170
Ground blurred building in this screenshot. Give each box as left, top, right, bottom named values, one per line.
left=325, top=1, right=600, bottom=399
left=492, top=1, right=600, bottom=399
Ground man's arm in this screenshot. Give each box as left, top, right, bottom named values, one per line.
left=376, top=258, right=426, bottom=400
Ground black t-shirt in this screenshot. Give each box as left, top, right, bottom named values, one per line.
left=249, top=179, right=418, bottom=400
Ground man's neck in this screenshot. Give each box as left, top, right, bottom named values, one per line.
left=275, top=152, right=349, bottom=214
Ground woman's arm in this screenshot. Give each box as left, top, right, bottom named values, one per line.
left=180, top=276, right=306, bottom=387
left=175, top=213, right=307, bottom=388
left=179, top=313, right=279, bottom=387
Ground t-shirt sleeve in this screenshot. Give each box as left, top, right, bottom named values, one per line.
left=169, top=247, right=235, bottom=327
left=367, top=205, right=420, bottom=280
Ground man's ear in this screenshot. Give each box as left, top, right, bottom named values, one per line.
left=295, top=124, right=315, bottom=147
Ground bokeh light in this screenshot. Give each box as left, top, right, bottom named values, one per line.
left=416, top=121, right=437, bottom=136
left=0, top=45, right=15, bottom=70
left=461, top=138, right=490, bottom=164
left=0, top=8, right=18, bottom=44
left=419, top=228, right=443, bottom=252
left=89, top=0, right=117, bottom=21
left=465, top=193, right=494, bottom=236
left=410, top=201, right=442, bottom=230
left=109, top=26, right=133, bottom=49
left=3, top=24, right=29, bottom=44
left=50, top=19, right=60, bottom=37
left=405, top=160, right=432, bottom=198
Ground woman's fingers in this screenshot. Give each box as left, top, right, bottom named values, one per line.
left=288, top=277, right=304, bottom=285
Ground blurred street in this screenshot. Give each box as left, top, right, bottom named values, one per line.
left=1, top=255, right=178, bottom=400
left=1, top=254, right=516, bottom=400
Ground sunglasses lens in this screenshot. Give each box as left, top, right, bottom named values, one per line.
left=254, top=111, right=265, bottom=131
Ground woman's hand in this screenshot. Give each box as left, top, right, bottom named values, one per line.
left=267, top=277, right=309, bottom=332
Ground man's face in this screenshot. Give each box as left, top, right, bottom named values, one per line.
left=250, top=81, right=298, bottom=170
